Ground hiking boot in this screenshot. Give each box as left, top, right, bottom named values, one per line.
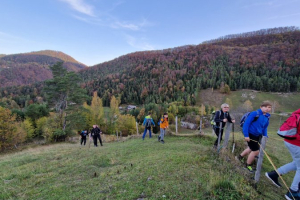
left=245, top=165, right=255, bottom=173
left=265, top=171, right=281, bottom=188
left=158, top=136, right=161, bottom=142
left=285, top=189, right=300, bottom=200
left=160, top=140, right=165, bottom=144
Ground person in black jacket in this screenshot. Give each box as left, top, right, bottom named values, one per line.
left=91, top=125, right=103, bottom=147
left=213, top=103, right=235, bottom=148
left=80, top=130, right=88, bottom=145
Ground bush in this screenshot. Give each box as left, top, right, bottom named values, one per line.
left=0, top=107, right=26, bottom=150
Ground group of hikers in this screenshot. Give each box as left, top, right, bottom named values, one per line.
left=79, top=125, right=103, bottom=147
left=78, top=101, right=299, bottom=199
left=212, top=101, right=300, bottom=200
left=142, top=112, right=169, bottom=144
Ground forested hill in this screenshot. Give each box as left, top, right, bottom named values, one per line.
left=0, top=50, right=87, bottom=88
left=79, top=27, right=300, bottom=106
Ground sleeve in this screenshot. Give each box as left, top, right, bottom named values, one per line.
left=227, top=113, right=233, bottom=123
left=263, top=119, right=269, bottom=137
left=214, top=111, right=222, bottom=123
left=242, top=111, right=257, bottom=137
left=151, top=119, right=155, bottom=126
left=142, top=118, right=146, bottom=126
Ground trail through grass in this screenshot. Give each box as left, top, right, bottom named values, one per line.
left=0, top=132, right=294, bottom=200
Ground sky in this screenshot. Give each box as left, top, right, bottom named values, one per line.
left=0, top=0, right=300, bottom=66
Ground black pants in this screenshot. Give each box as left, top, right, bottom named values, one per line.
left=213, top=127, right=224, bottom=146
left=93, top=134, right=103, bottom=146
left=81, top=136, right=86, bottom=145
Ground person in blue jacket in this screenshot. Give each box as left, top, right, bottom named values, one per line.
left=142, top=112, right=155, bottom=140
left=236, top=101, right=272, bottom=172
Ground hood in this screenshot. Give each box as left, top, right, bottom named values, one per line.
left=292, top=108, right=300, bottom=115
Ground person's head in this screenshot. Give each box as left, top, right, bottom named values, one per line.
left=163, top=112, right=168, bottom=118
left=260, top=101, right=272, bottom=114
left=221, top=103, right=230, bottom=112
left=148, top=112, right=151, bottom=116
left=93, top=125, right=96, bottom=128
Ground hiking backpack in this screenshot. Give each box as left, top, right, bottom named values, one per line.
left=277, top=113, right=300, bottom=140
left=157, top=117, right=163, bottom=126
left=145, top=118, right=152, bottom=128
left=210, top=110, right=220, bottom=126
left=240, top=110, right=260, bottom=128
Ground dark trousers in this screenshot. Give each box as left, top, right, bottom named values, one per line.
left=142, top=127, right=152, bottom=139
left=93, top=134, right=103, bottom=146
left=214, top=127, right=224, bottom=146
left=81, top=136, right=86, bottom=145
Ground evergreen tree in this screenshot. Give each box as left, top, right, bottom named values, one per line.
left=44, top=62, right=88, bottom=132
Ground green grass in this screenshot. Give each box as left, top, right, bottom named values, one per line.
left=197, top=89, right=300, bottom=113
left=226, top=90, right=300, bottom=113
left=0, top=131, right=294, bottom=200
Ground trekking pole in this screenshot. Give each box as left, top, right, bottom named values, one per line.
left=217, top=122, right=223, bottom=150
left=232, top=123, right=235, bottom=153
left=88, top=133, right=91, bottom=149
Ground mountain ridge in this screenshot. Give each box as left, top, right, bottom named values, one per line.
left=0, top=50, right=87, bottom=88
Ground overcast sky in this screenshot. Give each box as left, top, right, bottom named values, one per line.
left=0, top=0, right=299, bottom=66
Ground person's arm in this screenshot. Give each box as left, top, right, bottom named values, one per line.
left=151, top=119, right=155, bottom=126
left=142, top=118, right=146, bottom=126
left=242, top=111, right=257, bottom=138
left=263, top=119, right=269, bottom=137
left=227, top=113, right=233, bottom=123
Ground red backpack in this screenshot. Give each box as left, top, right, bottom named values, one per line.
left=277, top=113, right=300, bottom=140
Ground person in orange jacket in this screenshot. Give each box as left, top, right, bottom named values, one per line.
left=158, top=113, right=169, bottom=144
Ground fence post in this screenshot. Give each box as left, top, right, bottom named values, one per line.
left=176, top=116, right=178, bottom=134
left=116, top=131, right=118, bottom=141
left=222, top=123, right=232, bottom=149
left=255, top=136, right=267, bottom=183
left=136, top=122, right=139, bottom=135
left=120, top=131, right=122, bottom=141
left=199, top=116, right=203, bottom=134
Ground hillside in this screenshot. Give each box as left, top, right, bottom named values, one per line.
left=79, top=27, right=300, bottom=106
left=1, top=27, right=300, bottom=107
left=0, top=50, right=87, bottom=88
left=0, top=132, right=293, bottom=199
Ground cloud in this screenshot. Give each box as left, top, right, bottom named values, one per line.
left=111, top=18, right=152, bottom=31
left=59, top=0, right=95, bottom=17
left=125, top=35, right=155, bottom=50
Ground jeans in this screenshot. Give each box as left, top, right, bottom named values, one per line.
left=142, top=127, right=152, bottom=139
left=159, top=128, right=166, bottom=140
left=277, top=141, right=300, bottom=191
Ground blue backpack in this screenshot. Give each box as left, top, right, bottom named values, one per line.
left=240, top=111, right=260, bottom=127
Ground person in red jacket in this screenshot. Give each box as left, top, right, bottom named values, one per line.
left=265, top=108, right=300, bottom=200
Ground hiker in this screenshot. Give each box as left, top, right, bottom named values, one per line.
left=265, top=108, right=300, bottom=200
left=80, top=130, right=88, bottom=145
left=213, top=103, right=235, bottom=148
left=236, top=101, right=272, bottom=173
left=91, top=125, right=103, bottom=147
left=158, top=113, right=169, bottom=144
left=142, top=112, right=155, bottom=140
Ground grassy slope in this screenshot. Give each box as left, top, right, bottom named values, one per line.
left=0, top=130, right=293, bottom=200
left=198, top=89, right=300, bottom=113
